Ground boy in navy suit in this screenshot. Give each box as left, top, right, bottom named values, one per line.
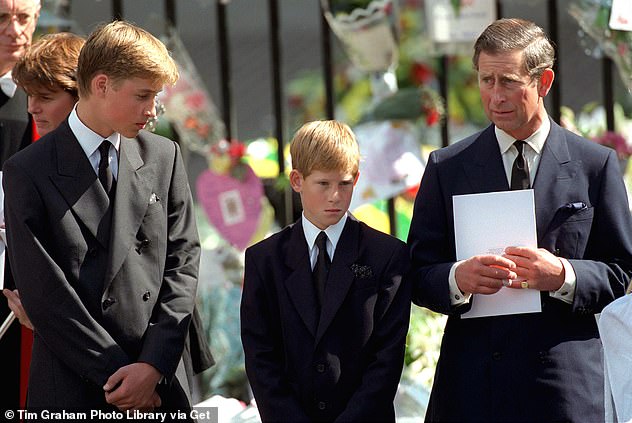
left=241, top=120, right=411, bottom=422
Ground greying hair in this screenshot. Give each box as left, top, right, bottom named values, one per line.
left=473, top=18, right=555, bottom=80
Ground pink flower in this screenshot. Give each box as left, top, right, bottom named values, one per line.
left=593, top=131, right=632, bottom=159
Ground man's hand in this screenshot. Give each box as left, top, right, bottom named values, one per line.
left=103, top=362, right=163, bottom=411
left=3, top=289, right=33, bottom=329
left=455, top=254, right=518, bottom=295
left=503, top=246, right=565, bottom=291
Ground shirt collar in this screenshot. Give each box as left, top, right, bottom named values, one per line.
left=0, top=71, right=17, bottom=98
left=495, top=116, right=551, bottom=155
left=68, top=104, right=121, bottom=158
left=302, top=212, right=348, bottom=252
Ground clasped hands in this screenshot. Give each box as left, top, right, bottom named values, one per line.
left=103, top=362, right=163, bottom=411
left=455, top=246, right=565, bottom=295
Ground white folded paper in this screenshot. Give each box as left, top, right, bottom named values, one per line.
left=453, top=189, right=542, bottom=318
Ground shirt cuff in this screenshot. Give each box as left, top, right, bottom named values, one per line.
left=549, top=258, right=576, bottom=304
left=449, top=261, right=472, bottom=306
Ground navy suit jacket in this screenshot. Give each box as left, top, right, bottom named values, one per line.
left=241, top=217, right=411, bottom=422
left=3, top=120, right=200, bottom=411
left=407, top=120, right=632, bottom=422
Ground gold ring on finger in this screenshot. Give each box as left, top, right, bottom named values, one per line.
left=520, top=281, right=529, bottom=289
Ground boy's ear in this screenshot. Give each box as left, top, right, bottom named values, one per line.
left=289, top=169, right=303, bottom=193
left=353, top=171, right=360, bottom=186
left=92, top=74, right=109, bottom=96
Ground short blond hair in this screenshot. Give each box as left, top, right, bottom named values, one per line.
left=13, top=32, right=85, bottom=99
left=290, top=120, right=360, bottom=177
left=77, top=20, right=178, bottom=97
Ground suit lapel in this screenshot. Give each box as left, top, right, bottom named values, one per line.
left=315, top=217, right=360, bottom=343
left=50, top=121, right=111, bottom=248
left=283, top=221, right=320, bottom=338
left=532, top=120, right=575, bottom=242
left=104, top=135, right=154, bottom=289
left=461, top=126, right=509, bottom=193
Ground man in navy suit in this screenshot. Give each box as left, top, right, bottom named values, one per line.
left=241, top=120, right=411, bottom=422
left=407, top=18, right=632, bottom=422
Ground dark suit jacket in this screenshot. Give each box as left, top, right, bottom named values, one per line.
left=0, top=88, right=31, bottom=169
left=0, top=87, right=32, bottom=410
left=2, top=120, right=200, bottom=411
left=407, top=120, right=632, bottom=422
left=241, top=217, right=411, bottom=422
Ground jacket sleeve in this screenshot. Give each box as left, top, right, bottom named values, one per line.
left=240, top=248, right=311, bottom=422
left=137, top=141, right=200, bottom=380
left=3, top=158, right=131, bottom=387
left=335, top=241, right=412, bottom=422
left=406, top=151, right=470, bottom=315
left=568, top=149, right=632, bottom=313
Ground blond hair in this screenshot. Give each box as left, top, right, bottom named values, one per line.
left=13, top=32, right=84, bottom=99
left=77, top=20, right=178, bottom=97
left=290, top=120, right=360, bottom=177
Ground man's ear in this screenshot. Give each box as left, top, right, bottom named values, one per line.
left=537, top=68, right=555, bottom=97
left=289, top=169, right=303, bottom=193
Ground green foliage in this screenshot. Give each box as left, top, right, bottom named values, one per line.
left=404, top=307, right=446, bottom=389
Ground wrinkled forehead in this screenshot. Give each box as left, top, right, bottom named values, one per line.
left=0, top=0, right=39, bottom=13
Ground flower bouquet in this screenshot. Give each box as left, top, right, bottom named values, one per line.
left=569, top=0, right=632, bottom=91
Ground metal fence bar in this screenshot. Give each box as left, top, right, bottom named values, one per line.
left=438, top=56, right=449, bottom=148
left=547, top=0, right=561, bottom=124
left=320, top=4, right=335, bottom=120
left=111, top=0, right=123, bottom=20
left=268, top=0, right=294, bottom=226
left=603, top=58, right=615, bottom=131
left=165, top=0, right=176, bottom=27
left=216, top=1, right=233, bottom=140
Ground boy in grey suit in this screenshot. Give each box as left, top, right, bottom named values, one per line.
left=3, top=21, right=200, bottom=415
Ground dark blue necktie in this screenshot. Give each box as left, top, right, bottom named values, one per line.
left=313, top=231, right=330, bottom=307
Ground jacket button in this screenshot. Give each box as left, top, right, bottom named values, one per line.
left=141, top=239, right=150, bottom=247
left=492, top=352, right=502, bottom=361
left=142, top=291, right=151, bottom=301
left=317, top=401, right=326, bottom=410
left=88, top=247, right=98, bottom=257
left=102, top=298, right=116, bottom=310
left=316, top=364, right=325, bottom=373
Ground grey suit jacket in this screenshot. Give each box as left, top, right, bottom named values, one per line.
left=3, top=120, right=200, bottom=410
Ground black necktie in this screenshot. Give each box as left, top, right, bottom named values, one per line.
left=98, top=140, right=114, bottom=198
left=313, top=231, right=330, bottom=307
left=510, top=140, right=530, bottom=190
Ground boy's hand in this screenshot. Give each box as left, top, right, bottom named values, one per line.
left=103, top=362, right=163, bottom=410
left=3, top=289, right=34, bottom=330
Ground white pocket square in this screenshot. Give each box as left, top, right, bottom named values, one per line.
left=149, top=193, right=160, bottom=204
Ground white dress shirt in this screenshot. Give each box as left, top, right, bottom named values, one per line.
left=68, top=105, right=120, bottom=180
left=598, top=294, right=632, bottom=423
left=0, top=71, right=17, bottom=98
left=302, top=213, right=347, bottom=270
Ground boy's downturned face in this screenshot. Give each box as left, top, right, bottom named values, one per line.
left=290, top=168, right=358, bottom=230
left=92, top=75, right=160, bottom=138
left=27, top=88, right=76, bottom=136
